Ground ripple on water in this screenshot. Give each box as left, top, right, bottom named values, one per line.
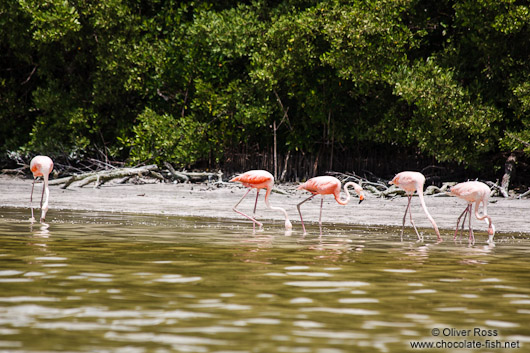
left=284, top=281, right=369, bottom=288
left=0, top=296, right=57, bottom=302
left=153, top=275, right=202, bottom=283
left=286, top=272, right=333, bottom=277
left=35, top=257, right=67, bottom=261
left=0, top=278, right=32, bottom=283
left=382, top=269, right=417, bottom=273
left=232, top=318, right=281, bottom=325
left=506, top=335, right=530, bottom=343
left=104, top=331, right=227, bottom=346
left=292, top=329, right=369, bottom=340
left=33, top=321, right=136, bottom=331
left=290, top=297, right=313, bottom=304
left=0, top=270, right=24, bottom=276
left=1, top=209, right=530, bottom=353
left=337, top=298, right=379, bottom=304
left=409, top=289, right=437, bottom=294
left=362, top=320, right=416, bottom=329
left=510, top=300, right=530, bottom=305
left=484, top=320, right=519, bottom=328
left=300, top=307, right=379, bottom=316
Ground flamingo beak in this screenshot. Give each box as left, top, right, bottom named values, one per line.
left=358, top=195, right=364, bottom=204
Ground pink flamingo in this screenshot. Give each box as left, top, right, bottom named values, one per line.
left=448, top=181, right=495, bottom=244
left=389, top=171, right=441, bottom=242
left=230, top=170, right=292, bottom=231
left=29, top=155, right=54, bottom=223
left=297, top=176, right=365, bottom=235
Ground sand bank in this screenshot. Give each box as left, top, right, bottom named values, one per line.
left=1, top=175, right=528, bottom=236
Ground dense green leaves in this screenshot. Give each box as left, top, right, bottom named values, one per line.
left=1, top=0, right=529, bottom=176
left=391, top=59, right=501, bottom=164
left=129, top=108, right=207, bottom=166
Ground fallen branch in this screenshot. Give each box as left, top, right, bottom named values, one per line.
left=164, top=162, right=190, bottom=182
left=1, top=167, right=26, bottom=176
left=485, top=180, right=509, bottom=198
left=50, top=165, right=159, bottom=189
left=78, top=165, right=159, bottom=188
left=49, top=172, right=99, bottom=188
left=163, top=162, right=223, bottom=183
left=518, top=188, right=530, bottom=199
left=180, top=171, right=223, bottom=183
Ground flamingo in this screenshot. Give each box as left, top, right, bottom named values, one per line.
left=448, top=181, right=495, bottom=244
left=230, top=170, right=292, bottom=231
left=297, top=176, right=365, bottom=235
left=389, top=171, right=441, bottom=242
left=29, top=155, right=54, bottom=223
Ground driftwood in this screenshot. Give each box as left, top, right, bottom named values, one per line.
left=485, top=180, right=510, bottom=198
left=324, top=171, right=516, bottom=199
left=519, top=188, right=530, bottom=199
left=501, top=153, right=516, bottom=192
left=1, top=167, right=26, bottom=176
left=164, top=162, right=190, bottom=182
left=182, top=171, right=223, bottom=183
left=47, top=163, right=224, bottom=189
left=164, top=162, right=223, bottom=183
left=6, top=154, right=527, bottom=197
left=50, top=165, right=159, bottom=189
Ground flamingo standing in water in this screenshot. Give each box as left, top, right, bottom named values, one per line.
left=30, top=155, right=54, bottom=223
left=230, top=170, right=292, bottom=231
left=389, top=171, right=441, bottom=242
left=297, top=176, right=365, bottom=235
left=448, top=181, right=495, bottom=244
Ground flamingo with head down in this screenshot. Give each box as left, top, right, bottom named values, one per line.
left=389, top=171, right=441, bottom=242
left=29, top=155, right=54, bottom=223
left=230, top=170, right=292, bottom=231
left=448, top=181, right=495, bottom=244
left=297, top=176, right=365, bottom=235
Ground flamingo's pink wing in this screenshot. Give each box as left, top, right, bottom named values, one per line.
left=297, top=176, right=338, bottom=195
left=230, top=170, right=272, bottom=186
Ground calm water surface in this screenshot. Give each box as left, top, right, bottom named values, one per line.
left=0, top=207, right=529, bottom=353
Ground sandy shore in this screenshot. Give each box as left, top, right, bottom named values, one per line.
left=1, top=175, right=528, bottom=236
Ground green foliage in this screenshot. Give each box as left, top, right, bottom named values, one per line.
left=129, top=108, right=207, bottom=166
left=502, top=80, right=530, bottom=155
left=320, top=0, right=418, bottom=88
left=1, top=0, right=530, bottom=176
left=391, top=59, right=501, bottom=165
left=18, top=0, right=81, bottom=43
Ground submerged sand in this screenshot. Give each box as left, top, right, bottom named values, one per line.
left=1, top=175, right=528, bottom=236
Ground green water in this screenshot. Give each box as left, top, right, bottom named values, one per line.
left=0, top=207, right=529, bottom=353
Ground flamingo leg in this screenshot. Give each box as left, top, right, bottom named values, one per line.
left=454, top=206, right=469, bottom=242
left=297, top=194, right=316, bottom=235
left=252, top=189, right=260, bottom=232
left=468, top=204, right=475, bottom=245
left=30, top=178, right=36, bottom=221
left=408, top=199, right=422, bottom=242
left=232, top=188, right=263, bottom=230
left=40, top=182, right=45, bottom=209
left=318, top=196, right=324, bottom=237
left=460, top=207, right=468, bottom=240
left=400, top=195, right=412, bottom=241
left=402, top=195, right=421, bottom=241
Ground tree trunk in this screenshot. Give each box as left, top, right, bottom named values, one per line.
left=273, top=120, right=277, bottom=180
left=501, top=153, right=516, bottom=194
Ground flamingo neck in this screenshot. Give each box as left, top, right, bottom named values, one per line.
left=335, top=187, right=350, bottom=205
left=417, top=187, right=441, bottom=239
left=335, top=182, right=361, bottom=205
left=474, top=200, right=495, bottom=237
left=264, top=187, right=292, bottom=229
left=474, top=200, right=489, bottom=221
left=41, top=175, right=50, bottom=221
